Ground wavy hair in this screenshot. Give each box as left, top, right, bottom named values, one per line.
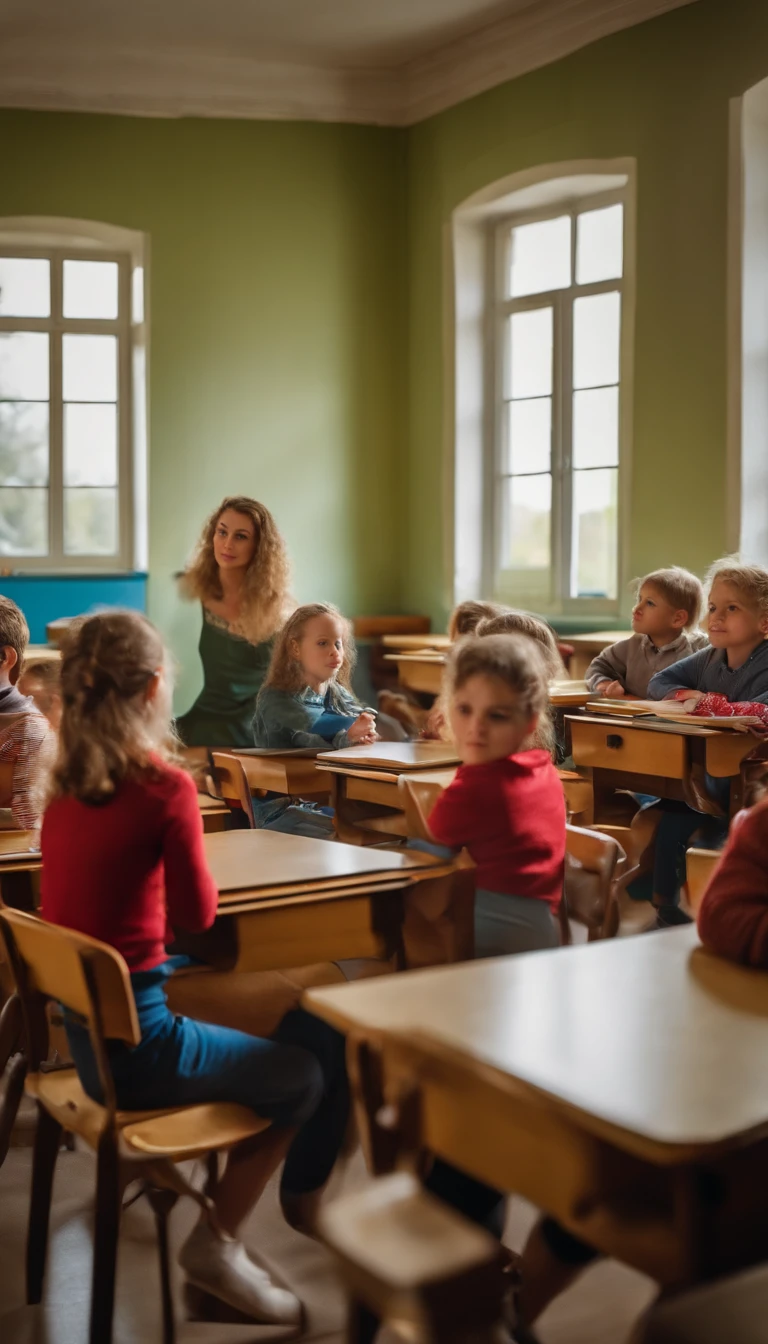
left=476, top=609, right=567, bottom=679
left=179, top=496, right=292, bottom=644
left=704, top=556, right=768, bottom=622
left=44, top=610, right=179, bottom=806
left=448, top=600, right=505, bottom=641
left=262, top=603, right=356, bottom=698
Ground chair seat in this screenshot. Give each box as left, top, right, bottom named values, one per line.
left=26, top=1068, right=270, bottom=1157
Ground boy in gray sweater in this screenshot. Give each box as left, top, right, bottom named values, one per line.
left=586, top=567, right=707, bottom=699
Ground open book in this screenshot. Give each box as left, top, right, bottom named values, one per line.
left=586, top=699, right=762, bottom=731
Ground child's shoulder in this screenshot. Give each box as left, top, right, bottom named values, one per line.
left=688, top=631, right=710, bottom=652
left=141, top=757, right=198, bottom=805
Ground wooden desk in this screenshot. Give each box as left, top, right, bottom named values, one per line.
left=307, top=928, right=768, bottom=1287
left=385, top=653, right=445, bottom=697
left=381, top=634, right=451, bottom=653
left=569, top=713, right=757, bottom=818
left=173, top=829, right=466, bottom=972
left=567, top=631, right=633, bottom=679
left=233, top=749, right=331, bottom=800
left=197, top=794, right=229, bottom=833
left=317, top=742, right=461, bottom=844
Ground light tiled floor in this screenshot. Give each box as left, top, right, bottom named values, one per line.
left=0, top=1140, right=656, bottom=1344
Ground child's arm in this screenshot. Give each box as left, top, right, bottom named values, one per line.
left=427, top=773, right=493, bottom=851
left=647, top=648, right=709, bottom=701
left=253, top=689, right=373, bottom=749
left=0, top=715, right=53, bottom=830
left=585, top=641, right=630, bottom=696
left=163, top=771, right=219, bottom=934
left=698, top=804, right=768, bottom=966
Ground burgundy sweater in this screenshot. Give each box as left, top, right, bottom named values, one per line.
left=697, top=797, right=768, bottom=967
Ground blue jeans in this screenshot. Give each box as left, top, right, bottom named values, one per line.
left=65, top=960, right=349, bottom=1195
left=652, top=777, right=730, bottom=904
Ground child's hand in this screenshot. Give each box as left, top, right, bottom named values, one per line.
left=672, top=689, right=705, bottom=707
left=599, top=680, right=625, bottom=698
left=347, top=712, right=378, bottom=744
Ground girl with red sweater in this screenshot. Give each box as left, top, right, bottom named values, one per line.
left=40, top=611, right=348, bottom=1326
left=698, top=794, right=768, bottom=965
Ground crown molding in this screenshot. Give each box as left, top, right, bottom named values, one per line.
left=0, top=0, right=698, bottom=127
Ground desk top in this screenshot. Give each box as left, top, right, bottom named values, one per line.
left=381, top=634, right=451, bottom=651
left=306, top=928, right=768, bottom=1155
left=203, top=828, right=440, bottom=895
left=317, top=741, right=461, bottom=772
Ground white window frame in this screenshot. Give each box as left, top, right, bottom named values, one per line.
left=0, top=218, right=148, bottom=573
left=490, top=187, right=629, bottom=616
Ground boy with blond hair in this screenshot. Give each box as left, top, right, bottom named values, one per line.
left=586, top=566, right=707, bottom=699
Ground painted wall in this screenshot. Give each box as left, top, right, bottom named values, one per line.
left=405, top=0, right=768, bottom=630
left=0, top=575, right=147, bottom=644
left=0, top=111, right=407, bottom=708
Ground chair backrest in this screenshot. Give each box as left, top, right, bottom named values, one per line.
left=685, top=848, right=720, bottom=917
left=0, top=908, right=140, bottom=1046
left=209, top=752, right=255, bottom=827
left=564, top=824, right=623, bottom=940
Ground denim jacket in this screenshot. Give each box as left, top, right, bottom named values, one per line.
left=252, top=683, right=365, bottom=749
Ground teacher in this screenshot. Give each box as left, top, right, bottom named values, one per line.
left=176, top=496, right=293, bottom=747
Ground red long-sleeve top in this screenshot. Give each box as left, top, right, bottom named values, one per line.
left=41, top=761, right=218, bottom=972
left=697, top=797, right=768, bottom=967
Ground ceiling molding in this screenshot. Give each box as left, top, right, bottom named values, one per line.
left=0, top=0, right=698, bottom=128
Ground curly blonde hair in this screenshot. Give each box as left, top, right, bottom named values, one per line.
left=45, top=610, right=179, bottom=805
left=705, top=557, right=768, bottom=621
left=263, top=603, right=356, bottom=697
left=179, top=496, right=292, bottom=644
left=448, top=600, right=505, bottom=641
left=446, top=633, right=553, bottom=754
left=476, top=610, right=567, bottom=679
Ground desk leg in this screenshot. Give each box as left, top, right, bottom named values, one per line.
left=402, top=867, right=475, bottom=968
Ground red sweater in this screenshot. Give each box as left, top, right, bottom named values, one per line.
left=41, top=761, right=218, bottom=973
left=697, top=798, right=768, bottom=967
left=428, top=749, right=565, bottom=912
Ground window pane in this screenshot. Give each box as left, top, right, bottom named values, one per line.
left=62, top=335, right=117, bottom=402
left=0, top=488, right=48, bottom=555
left=132, top=266, right=144, bottom=324
left=576, top=204, right=623, bottom=285
left=509, top=308, right=553, bottom=399
left=572, top=386, right=619, bottom=468
left=508, top=398, right=551, bottom=475
left=0, top=259, right=50, bottom=318
left=509, top=216, right=570, bottom=298
left=63, top=260, right=119, bottom=320
left=64, top=404, right=117, bottom=486
left=573, top=291, right=620, bottom=390
left=505, top=473, right=551, bottom=570
left=0, top=333, right=49, bottom=400
left=0, top=403, right=49, bottom=485
left=571, top=468, right=618, bottom=599
left=64, top=487, right=118, bottom=555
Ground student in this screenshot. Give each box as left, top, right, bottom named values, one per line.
left=18, top=655, right=62, bottom=731
left=40, top=610, right=349, bottom=1325
left=425, top=634, right=566, bottom=956
left=697, top=791, right=768, bottom=965
left=476, top=610, right=568, bottom=681
left=447, top=599, right=506, bottom=641
left=586, top=566, right=707, bottom=699
left=253, top=602, right=378, bottom=750
left=0, top=597, right=54, bottom=829
left=647, top=559, right=768, bottom=925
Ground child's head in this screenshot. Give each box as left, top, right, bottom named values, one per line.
left=631, top=567, right=703, bottom=641
left=18, top=657, right=61, bottom=730
left=0, top=596, right=29, bottom=687
left=180, top=495, right=291, bottom=642
left=445, top=634, right=549, bottom=766
left=704, top=558, right=768, bottom=652
left=265, top=602, right=355, bottom=695
left=448, top=600, right=505, bottom=642
left=48, top=610, right=174, bottom=804
left=476, top=609, right=567, bottom=680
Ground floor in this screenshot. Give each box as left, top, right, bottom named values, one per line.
left=0, top=1133, right=657, bottom=1344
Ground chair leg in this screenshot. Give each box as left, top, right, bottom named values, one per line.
left=348, top=1301, right=380, bottom=1344
left=89, top=1137, right=122, bottom=1344
left=26, top=1104, right=63, bottom=1303
left=0, top=990, right=22, bottom=1065
left=0, top=1049, right=27, bottom=1169
left=147, top=1187, right=179, bottom=1344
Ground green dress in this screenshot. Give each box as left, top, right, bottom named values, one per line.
left=176, top=608, right=273, bottom=748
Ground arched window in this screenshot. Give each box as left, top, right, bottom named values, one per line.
left=0, top=218, right=148, bottom=572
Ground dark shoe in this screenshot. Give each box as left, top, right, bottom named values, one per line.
left=654, top=903, right=693, bottom=929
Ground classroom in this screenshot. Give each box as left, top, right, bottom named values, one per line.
left=1, top=1, right=768, bottom=1341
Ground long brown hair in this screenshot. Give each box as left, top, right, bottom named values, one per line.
left=476, top=609, right=567, bottom=679
left=45, top=610, right=178, bottom=805
left=262, top=603, right=356, bottom=697
left=179, top=496, right=292, bottom=644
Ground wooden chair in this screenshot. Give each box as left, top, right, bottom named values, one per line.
left=207, top=750, right=256, bottom=828
left=685, top=847, right=720, bottom=918
left=0, top=907, right=271, bottom=1344
left=319, top=1170, right=507, bottom=1344
left=561, top=824, right=624, bottom=943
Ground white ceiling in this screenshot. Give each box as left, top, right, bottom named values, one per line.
left=0, top=0, right=699, bottom=126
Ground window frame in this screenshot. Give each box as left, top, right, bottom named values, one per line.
left=0, top=243, right=135, bottom=572
left=489, top=186, right=629, bottom=616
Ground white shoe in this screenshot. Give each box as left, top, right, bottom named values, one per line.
left=178, top=1218, right=302, bottom=1326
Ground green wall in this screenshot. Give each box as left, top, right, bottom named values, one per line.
left=406, top=0, right=768, bottom=629
left=0, top=111, right=407, bottom=709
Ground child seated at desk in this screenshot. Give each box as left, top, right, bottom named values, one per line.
left=0, top=598, right=55, bottom=829
left=40, top=609, right=349, bottom=1326
left=423, top=634, right=566, bottom=955
left=647, top=559, right=768, bottom=926
left=586, top=566, right=706, bottom=699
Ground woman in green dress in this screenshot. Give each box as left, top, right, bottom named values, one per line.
left=176, top=496, right=292, bottom=747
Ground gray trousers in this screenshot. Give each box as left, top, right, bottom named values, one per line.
left=474, top=890, right=560, bottom=958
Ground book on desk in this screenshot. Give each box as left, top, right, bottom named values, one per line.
left=586, top=700, right=762, bottom=732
